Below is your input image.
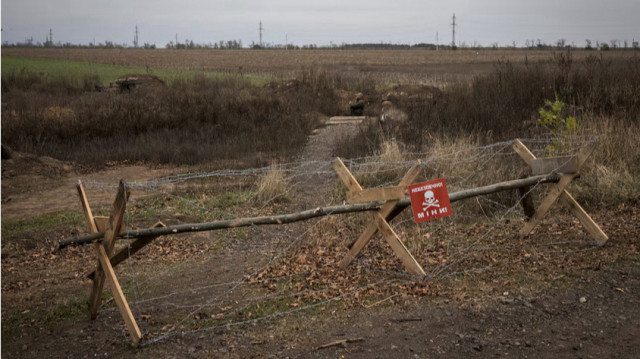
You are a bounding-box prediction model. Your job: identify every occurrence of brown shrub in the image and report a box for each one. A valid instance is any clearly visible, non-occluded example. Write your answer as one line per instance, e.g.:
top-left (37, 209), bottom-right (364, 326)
top-left (1, 73), bottom-right (325, 166)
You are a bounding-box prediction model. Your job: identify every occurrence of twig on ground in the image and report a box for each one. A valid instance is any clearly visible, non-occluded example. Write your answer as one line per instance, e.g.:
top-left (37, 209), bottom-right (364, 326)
top-left (317, 337), bottom-right (365, 350)
top-left (363, 294), bottom-right (399, 309)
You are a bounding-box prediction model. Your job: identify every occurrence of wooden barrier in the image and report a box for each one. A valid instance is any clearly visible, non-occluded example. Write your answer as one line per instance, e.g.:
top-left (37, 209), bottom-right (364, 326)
top-left (334, 158), bottom-right (425, 275)
top-left (513, 140), bottom-right (608, 245)
top-left (78, 180), bottom-right (165, 346)
top-left (60, 173), bottom-right (564, 249)
top-left (66, 140), bottom-right (608, 345)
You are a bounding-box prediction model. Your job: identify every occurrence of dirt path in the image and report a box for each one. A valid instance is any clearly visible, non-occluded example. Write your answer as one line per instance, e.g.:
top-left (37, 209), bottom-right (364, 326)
top-left (293, 122), bottom-right (359, 208)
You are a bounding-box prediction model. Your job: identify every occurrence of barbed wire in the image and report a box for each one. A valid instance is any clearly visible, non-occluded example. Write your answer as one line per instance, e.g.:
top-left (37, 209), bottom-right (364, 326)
top-left (77, 135), bottom-right (600, 345)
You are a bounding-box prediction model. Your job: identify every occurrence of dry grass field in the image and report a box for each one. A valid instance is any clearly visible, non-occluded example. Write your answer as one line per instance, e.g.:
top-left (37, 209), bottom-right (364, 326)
top-left (2, 48), bottom-right (639, 358)
top-left (6, 47), bottom-right (636, 83)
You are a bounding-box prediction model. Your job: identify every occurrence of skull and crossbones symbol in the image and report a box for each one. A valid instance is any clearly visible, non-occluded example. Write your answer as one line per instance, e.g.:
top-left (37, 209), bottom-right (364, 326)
top-left (422, 190), bottom-right (440, 211)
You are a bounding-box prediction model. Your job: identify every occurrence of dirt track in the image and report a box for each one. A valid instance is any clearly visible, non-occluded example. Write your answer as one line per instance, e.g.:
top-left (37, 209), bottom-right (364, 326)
top-left (1, 152), bottom-right (185, 221)
top-left (2, 123), bottom-right (640, 358)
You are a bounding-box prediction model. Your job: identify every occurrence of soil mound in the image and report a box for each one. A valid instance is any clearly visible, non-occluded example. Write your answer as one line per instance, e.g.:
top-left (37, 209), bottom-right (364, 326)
top-left (103, 74), bottom-right (166, 92)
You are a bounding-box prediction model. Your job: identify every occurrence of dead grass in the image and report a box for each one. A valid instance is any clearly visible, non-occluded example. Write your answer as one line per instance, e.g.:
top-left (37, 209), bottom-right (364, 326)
top-left (570, 116), bottom-right (640, 207)
top-left (1, 72), bottom-right (324, 166)
top-left (355, 139), bottom-right (408, 188)
top-left (254, 164), bottom-right (292, 204)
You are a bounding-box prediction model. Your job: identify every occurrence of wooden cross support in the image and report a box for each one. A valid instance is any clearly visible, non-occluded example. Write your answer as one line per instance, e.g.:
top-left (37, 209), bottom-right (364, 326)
top-left (333, 158), bottom-right (426, 276)
top-left (77, 180), bottom-right (166, 346)
top-left (513, 139), bottom-right (608, 245)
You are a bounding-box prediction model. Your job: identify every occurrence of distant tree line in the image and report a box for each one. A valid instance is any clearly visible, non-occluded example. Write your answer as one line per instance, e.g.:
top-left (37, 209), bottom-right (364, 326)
top-left (2, 38), bottom-right (639, 51)
top-left (1, 39), bottom-right (144, 49)
top-left (165, 39), bottom-right (243, 49)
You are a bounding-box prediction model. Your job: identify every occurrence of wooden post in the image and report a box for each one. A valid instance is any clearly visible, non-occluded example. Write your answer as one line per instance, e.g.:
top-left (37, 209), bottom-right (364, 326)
top-left (77, 180), bottom-right (98, 233)
top-left (89, 180), bottom-right (130, 319)
top-left (95, 242), bottom-right (142, 345)
top-left (374, 214), bottom-right (425, 276)
top-left (513, 139), bottom-right (607, 244)
top-left (333, 157), bottom-right (363, 197)
top-left (518, 173), bottom-right (536, 218)
top-left (520, 173), bottom-right (577, 235)
top-left (333, 158), bottom-right (425, 275)
top-left (81, 180), bottom-right (142, 345)
top-left (559, 190), bottom-right (608, 244)
top-left (339, 165), bottom-right (422, 268)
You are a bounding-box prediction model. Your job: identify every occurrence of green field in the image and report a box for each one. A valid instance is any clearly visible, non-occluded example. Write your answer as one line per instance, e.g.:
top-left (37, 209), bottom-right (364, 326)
top-left (1, 56), bottom-right (269, 86)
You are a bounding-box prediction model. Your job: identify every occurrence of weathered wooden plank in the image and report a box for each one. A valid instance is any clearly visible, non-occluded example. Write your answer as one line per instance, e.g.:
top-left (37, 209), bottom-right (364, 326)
top-left (374, 213), bottom-right (426, 276)
top-left (94, 216), bottom-right (126, 234)
top-left (347, 186), bottom-right (407, 203)
top-left (95, 242), bottom-right (142, 345)
top-left (94, 216), bottom-right (109, 232)
top-left (338, 165), bottom-right (422, 268)
top-left (513, 139), bottom-right (535, 166)
top-left (333, 158), bottom-right (363, 196)
top-left (77, 180), bottom-right (98, 233)
top-left (520, 173), bottom-right (577, 235)
top-left (89, 180), bottom-right (129, 320)
top-left (559, 190), bottom-right (608, 245)
top-left (531, 156), bottom-right (577, 175)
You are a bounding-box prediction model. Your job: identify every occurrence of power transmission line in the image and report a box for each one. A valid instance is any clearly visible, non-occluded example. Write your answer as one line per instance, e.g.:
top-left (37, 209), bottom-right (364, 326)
top-left (134, 25), bottom-right (139, 48)
top-left (451, 13), bottom-right (456, 48)
top-left (258, 20), bottom-right (264, 47)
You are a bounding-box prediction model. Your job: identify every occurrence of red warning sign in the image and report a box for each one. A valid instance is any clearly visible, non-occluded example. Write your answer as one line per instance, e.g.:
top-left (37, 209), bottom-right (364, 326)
top-left (408, 178), bottom-right (452, 223)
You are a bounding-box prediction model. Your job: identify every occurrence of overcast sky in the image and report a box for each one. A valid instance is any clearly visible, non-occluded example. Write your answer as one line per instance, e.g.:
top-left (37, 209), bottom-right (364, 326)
top-left (2, 0), bottom-right (639, 47)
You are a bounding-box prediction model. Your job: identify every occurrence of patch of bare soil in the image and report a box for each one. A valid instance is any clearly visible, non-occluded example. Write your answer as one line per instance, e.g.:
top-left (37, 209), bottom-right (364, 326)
top-left (2, 126), bottom-right (639, 358)
top-left (1, 151), bottom-right (185, 221)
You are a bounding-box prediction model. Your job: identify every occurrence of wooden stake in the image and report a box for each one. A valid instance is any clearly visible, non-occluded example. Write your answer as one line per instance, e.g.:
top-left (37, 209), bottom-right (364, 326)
top-left (518, 173), bottom-right (536, 218)
top-left (334, 158), bottom-right (424, 275)
top-left (339, 165), bottom-right (422, 268)
top-left (333, 157), bottom-right (363, 196)
top-left (95, 242), bottom-right (142, 345)
top-left (513, 139), bottom-right (607, 243)
top-left (77, 180), bottom-right (98, 233)
top-left (559, 190), bottom-right (608, 245)
top-left (374, 213), bottom-right (426, 276)
top-left (520, 173), bottom-right (577, 235)
top-left (89, 180), bottom-right (129, 319)
top-left (348, 186), bottom-right (407, 203)
top-left (513, 139), bottom-right (535, 166)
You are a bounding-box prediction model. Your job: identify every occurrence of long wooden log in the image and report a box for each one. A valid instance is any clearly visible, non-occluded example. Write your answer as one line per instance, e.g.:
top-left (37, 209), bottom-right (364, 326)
top-left (58, 173), bottom-right (562, 249)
